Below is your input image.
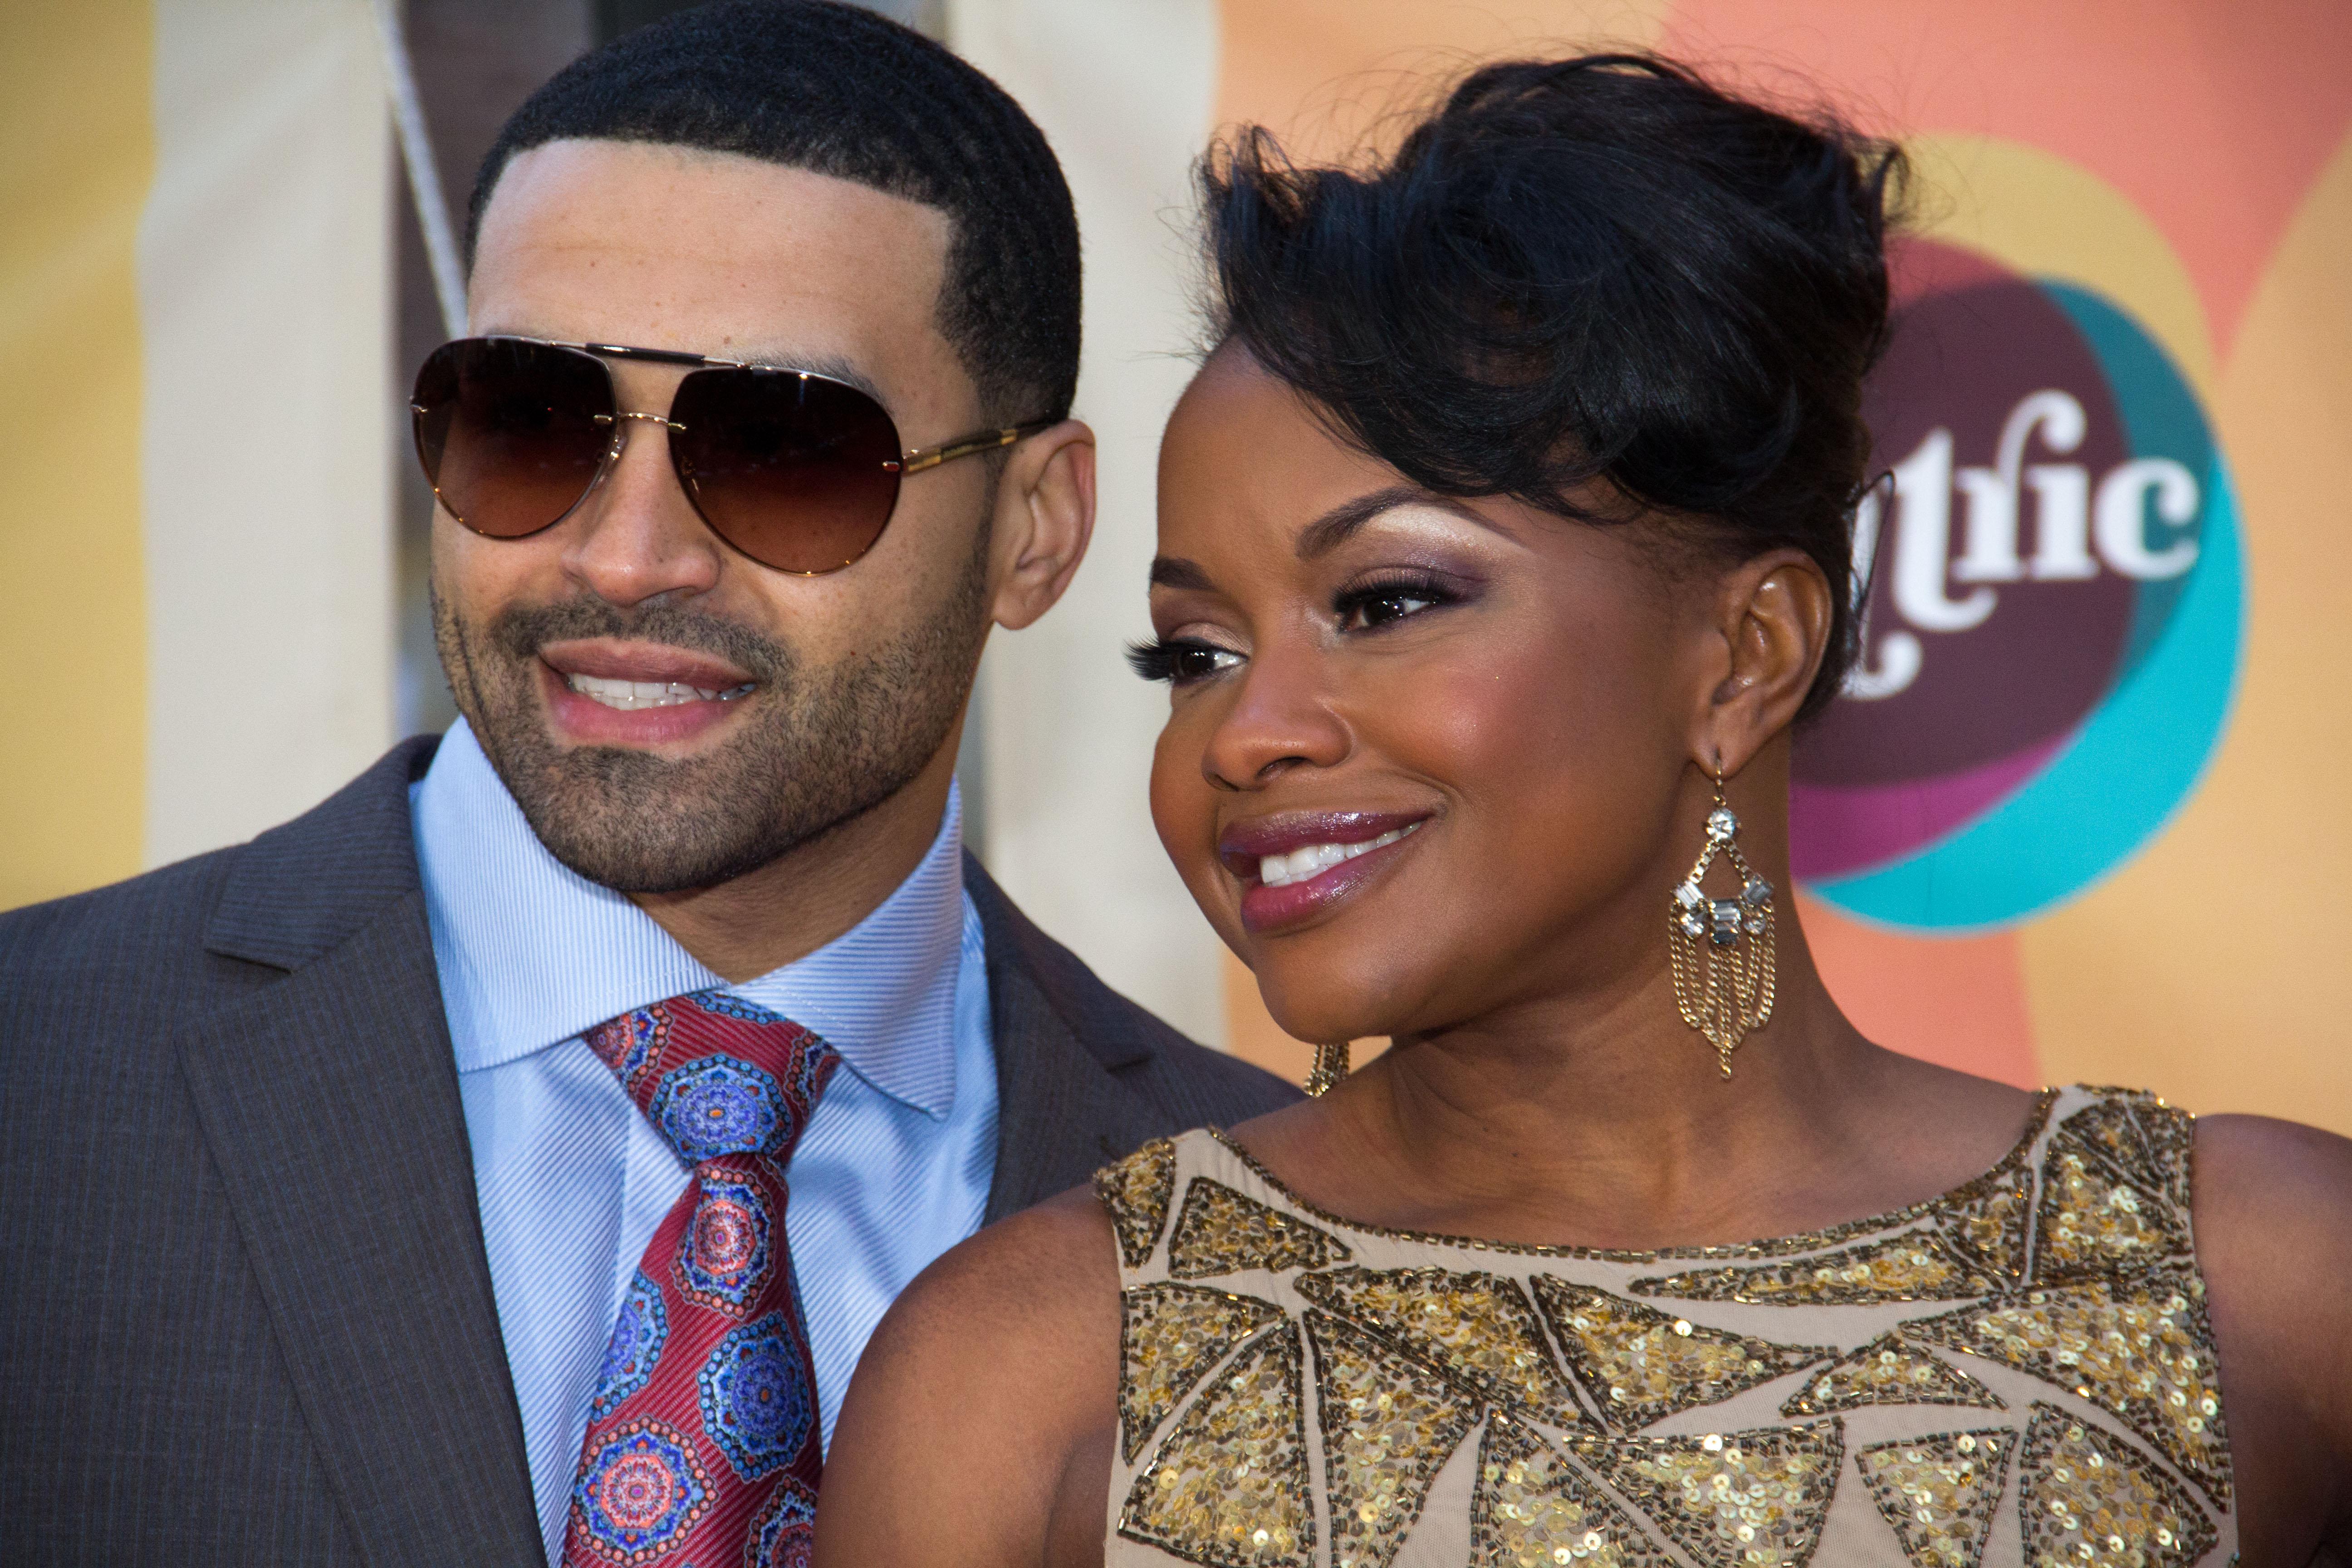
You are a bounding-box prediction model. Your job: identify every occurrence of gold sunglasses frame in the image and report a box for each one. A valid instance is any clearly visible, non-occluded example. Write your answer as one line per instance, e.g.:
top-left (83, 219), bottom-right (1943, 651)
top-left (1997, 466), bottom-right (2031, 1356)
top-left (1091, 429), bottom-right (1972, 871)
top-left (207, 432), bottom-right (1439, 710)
top-left (412, 333), bottom-right (1055, 574)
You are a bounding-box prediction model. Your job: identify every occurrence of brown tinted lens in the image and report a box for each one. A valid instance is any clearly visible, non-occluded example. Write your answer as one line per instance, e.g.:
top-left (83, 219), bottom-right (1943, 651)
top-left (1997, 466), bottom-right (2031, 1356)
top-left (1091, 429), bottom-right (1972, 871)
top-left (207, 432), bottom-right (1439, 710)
top-left (669, 368), bottom-right (902, 573)
top-left (412, 338), bottom-right (614, 538)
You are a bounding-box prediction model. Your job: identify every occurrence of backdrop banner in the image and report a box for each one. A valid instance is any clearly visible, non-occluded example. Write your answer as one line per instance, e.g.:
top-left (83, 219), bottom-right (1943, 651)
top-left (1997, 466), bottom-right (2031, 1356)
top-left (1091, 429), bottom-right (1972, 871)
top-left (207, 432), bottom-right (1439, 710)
top-left (0, 0), bottom-right (393, 911)
top-left (960, 0), bottom-right (2352, 1133)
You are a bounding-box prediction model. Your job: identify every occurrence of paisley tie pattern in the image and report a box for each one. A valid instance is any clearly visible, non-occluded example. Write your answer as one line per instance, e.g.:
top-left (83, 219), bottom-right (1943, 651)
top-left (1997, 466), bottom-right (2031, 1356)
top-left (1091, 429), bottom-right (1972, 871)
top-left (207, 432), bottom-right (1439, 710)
top-left (561, 990), bottom-right (838, 1568)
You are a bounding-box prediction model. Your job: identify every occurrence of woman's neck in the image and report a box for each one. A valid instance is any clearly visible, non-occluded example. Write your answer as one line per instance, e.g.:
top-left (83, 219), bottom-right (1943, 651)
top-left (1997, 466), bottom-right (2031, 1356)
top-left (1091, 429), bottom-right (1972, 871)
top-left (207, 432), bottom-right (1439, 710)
top-left (1239, 919), bottom-right (2039, 1253)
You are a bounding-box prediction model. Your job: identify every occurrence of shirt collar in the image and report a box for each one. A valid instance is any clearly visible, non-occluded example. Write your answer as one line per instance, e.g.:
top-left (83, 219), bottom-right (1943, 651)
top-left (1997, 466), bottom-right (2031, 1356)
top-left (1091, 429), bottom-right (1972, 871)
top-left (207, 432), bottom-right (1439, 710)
top-left (412, 719), bottom-right (967, 1117)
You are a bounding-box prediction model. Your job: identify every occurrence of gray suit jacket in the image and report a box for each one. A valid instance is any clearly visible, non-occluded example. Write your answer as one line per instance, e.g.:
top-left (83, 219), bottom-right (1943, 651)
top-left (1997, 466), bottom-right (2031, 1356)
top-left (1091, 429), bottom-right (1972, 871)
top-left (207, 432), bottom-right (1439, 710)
top-left (0, 736), bottom-right (1296, 1566)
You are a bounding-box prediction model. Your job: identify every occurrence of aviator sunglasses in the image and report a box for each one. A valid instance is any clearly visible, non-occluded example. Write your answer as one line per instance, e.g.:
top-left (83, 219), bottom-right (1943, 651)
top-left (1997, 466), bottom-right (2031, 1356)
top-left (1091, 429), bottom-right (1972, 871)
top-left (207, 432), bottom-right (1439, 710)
top-left (411, 335), bottom-right (1053, 575)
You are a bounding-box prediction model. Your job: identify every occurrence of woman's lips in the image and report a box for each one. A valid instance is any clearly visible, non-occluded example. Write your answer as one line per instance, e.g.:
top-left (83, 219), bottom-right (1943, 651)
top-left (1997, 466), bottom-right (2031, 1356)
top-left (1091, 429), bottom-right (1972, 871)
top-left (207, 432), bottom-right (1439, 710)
top-left (1224, 811), bottom-right (1431, 934)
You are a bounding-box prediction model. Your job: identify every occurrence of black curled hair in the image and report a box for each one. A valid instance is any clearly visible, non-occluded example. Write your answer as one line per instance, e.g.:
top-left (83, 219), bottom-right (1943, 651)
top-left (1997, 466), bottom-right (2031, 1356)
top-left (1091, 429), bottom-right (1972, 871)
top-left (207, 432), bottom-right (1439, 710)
top-left (1203, 54), bottom-right (1904, 719)
top-left (469, 0), bottom-right (1080, 425)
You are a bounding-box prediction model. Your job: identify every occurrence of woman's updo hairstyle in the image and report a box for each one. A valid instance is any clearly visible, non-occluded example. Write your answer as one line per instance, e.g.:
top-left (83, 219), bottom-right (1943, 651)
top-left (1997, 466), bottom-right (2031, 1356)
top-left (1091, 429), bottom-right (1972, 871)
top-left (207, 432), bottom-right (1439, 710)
top-left (1203, 54), bottom-right (1905, 719)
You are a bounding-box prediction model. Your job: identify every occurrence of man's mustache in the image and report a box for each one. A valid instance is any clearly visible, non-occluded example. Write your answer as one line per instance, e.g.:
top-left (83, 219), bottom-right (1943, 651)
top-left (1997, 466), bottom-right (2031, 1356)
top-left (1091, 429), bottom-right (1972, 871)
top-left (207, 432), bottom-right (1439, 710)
top-left (487, 597), bottom-right (794, 684)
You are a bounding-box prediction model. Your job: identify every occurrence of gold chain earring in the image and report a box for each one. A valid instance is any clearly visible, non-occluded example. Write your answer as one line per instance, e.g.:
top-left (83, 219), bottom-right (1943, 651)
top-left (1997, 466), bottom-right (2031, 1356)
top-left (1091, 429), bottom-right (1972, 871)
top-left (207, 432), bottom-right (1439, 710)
top-left (1668, 762), bottom-right (1777, 1077)
top-left (1304, 1041), bottom-right (1351, 1097)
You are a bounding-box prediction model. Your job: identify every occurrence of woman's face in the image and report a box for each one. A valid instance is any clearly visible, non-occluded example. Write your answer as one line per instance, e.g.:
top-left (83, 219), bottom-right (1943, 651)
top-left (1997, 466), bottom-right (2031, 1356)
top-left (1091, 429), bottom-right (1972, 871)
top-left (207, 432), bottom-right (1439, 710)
top-left (1147, 348), bottom-right (1725, 1045)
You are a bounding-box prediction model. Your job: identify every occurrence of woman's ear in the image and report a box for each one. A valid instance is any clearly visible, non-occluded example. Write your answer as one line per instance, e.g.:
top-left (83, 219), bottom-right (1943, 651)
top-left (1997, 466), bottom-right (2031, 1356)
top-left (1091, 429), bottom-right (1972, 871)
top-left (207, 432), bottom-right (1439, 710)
top-left (1695, 549), bottom-right (1835, 776)
top-left (987, 419), bottom-right (1097, 632)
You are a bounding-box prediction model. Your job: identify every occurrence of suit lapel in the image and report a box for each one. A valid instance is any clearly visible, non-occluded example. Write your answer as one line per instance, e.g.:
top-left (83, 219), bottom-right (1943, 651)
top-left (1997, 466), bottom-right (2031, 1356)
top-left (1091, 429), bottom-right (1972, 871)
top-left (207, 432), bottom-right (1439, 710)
top-left (181, 744), bottom-right (543, 1565)
top-left (980, 949), bottom-right (1165, 1221)
top-left (966, 856), bottom-right (1165, 1221)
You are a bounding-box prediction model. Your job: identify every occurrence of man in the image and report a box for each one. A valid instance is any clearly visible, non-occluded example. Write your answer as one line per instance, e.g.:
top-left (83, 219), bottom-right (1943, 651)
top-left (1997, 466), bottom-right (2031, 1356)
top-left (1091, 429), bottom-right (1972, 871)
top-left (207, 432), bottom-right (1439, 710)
top-left (0, 5), bottom-right (1294, 1563)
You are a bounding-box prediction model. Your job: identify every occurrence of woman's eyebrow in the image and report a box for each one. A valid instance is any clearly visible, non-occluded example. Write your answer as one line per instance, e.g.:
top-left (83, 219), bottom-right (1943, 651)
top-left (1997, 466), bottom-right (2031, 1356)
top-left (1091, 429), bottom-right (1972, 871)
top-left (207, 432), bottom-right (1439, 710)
top-left (1294, 485), bottom-right (1497, 559)
top-left (1147, 556), bottom-right (1217, 591)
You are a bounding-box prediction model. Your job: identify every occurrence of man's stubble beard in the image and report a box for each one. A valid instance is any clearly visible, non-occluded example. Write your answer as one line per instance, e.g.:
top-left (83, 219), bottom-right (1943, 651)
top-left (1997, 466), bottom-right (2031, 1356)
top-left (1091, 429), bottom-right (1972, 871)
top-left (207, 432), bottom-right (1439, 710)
top-left (432, 523), bottom-right (992, 896)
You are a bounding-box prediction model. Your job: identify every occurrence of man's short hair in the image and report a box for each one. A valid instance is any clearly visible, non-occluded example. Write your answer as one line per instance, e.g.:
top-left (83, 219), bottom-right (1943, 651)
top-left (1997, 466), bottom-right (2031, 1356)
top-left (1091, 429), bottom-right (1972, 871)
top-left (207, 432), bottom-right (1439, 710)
top-left (468, 0), bottom-right (1081, 425)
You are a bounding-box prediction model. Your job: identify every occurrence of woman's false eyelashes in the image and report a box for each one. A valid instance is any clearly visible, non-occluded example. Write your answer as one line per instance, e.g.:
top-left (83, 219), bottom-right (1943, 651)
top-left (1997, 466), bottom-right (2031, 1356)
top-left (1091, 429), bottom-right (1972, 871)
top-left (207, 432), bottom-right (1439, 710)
top-left (1127, 637), bottom-right (1242, 684)
top-left (1130, 567), bottom-right (1478, 685)
top-left (1332, 568), bottom-right (1467, 631)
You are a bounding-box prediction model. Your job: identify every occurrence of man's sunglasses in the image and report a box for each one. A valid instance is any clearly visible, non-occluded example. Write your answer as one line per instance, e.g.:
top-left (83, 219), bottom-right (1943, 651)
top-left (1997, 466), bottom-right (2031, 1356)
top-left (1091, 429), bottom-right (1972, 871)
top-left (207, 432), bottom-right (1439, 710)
top-left (410, 335), bottom-right (1053, 575)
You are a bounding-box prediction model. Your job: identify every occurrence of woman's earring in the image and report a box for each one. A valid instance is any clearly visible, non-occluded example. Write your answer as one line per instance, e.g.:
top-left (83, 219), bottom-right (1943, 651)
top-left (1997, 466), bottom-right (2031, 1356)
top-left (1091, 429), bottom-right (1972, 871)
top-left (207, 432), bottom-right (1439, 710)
top-left (1668, 763), bottom-right (1777, 1077)
top-left (1305, 1041), bottom-right (1352, 1097)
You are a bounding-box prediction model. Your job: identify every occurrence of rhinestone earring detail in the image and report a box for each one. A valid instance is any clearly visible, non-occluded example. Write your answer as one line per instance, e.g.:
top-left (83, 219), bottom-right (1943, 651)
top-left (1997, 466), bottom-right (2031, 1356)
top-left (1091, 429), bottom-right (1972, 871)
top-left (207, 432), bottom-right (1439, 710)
top-left (1304, 1041), bottom-right (1351, 1098)
top-left (1668, 763), bottom-right (1777, 1077)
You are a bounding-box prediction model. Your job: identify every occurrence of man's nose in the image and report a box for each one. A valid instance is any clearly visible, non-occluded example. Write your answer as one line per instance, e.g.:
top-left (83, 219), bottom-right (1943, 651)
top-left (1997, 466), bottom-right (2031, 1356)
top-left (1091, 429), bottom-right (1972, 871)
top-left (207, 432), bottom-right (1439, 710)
top-left (559, 407), bottom-right (726, 608)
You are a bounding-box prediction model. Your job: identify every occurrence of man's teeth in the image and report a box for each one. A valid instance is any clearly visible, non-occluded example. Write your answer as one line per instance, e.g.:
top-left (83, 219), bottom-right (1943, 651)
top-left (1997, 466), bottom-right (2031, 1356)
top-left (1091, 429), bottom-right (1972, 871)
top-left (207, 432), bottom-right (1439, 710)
top-left (1257, 823), bottom-right (1420, 888)
top-left (565, 672), bottom-right (753, 710)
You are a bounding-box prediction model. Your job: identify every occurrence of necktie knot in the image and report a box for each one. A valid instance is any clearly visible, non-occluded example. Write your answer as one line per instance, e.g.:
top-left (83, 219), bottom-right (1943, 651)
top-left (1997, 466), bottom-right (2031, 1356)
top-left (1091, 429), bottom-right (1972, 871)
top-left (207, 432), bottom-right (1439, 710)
top-left (586, 989), bottom-right (838, 1166)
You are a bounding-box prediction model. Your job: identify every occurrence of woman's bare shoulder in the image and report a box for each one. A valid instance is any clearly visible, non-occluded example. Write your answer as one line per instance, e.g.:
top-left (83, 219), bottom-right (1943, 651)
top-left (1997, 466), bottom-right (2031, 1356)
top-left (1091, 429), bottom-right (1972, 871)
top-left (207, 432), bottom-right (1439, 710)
top-left (815, 1186), bottom-right (1122, 1568)
top-left (2191, 1112), bottom-right (2352, 1556)
top-left (865, 1185), bottom-right (1121, 1356)
top-left (2194, 1110), bottom-right (2352, 1274)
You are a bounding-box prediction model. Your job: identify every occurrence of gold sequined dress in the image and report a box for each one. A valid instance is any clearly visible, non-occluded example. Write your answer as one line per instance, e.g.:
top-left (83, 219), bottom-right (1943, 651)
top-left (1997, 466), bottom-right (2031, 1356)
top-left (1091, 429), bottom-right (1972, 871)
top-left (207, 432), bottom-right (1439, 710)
top-left (1093, 1086), bottom-right (2236, 1568)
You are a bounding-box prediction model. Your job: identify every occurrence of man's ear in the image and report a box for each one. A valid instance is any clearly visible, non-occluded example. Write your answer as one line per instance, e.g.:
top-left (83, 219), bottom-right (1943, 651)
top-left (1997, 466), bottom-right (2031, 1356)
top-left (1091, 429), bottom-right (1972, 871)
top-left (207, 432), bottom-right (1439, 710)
top-left (1691, 549), bottom-right (1835, 776)
top-left (986, 419), bottom-right (1096, 631)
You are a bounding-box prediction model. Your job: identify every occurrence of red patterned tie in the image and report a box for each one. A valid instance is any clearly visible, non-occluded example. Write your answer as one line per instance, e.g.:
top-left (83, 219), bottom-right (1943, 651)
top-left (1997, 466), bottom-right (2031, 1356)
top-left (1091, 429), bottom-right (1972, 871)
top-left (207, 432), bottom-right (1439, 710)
top-left (561, 990), bottom-right (839, 1568)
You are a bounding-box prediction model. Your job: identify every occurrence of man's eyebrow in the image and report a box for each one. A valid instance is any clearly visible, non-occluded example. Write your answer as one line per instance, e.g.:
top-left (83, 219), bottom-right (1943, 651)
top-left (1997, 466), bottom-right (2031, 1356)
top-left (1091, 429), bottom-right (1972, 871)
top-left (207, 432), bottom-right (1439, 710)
top-left (1148, 556), bottom-right (1216, 591)
top-left (738, 352), bottom-right (881, 402)
top-left (1294, 485), bottom-right (1499, 558)
top-left (610, 340), bottom-right (884, 399)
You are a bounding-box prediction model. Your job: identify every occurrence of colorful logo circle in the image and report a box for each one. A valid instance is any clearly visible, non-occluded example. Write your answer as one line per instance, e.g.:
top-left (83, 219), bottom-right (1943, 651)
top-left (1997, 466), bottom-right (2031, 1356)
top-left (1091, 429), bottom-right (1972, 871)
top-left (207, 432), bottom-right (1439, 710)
top-left (1792, 239), bottom-right (2243, 931)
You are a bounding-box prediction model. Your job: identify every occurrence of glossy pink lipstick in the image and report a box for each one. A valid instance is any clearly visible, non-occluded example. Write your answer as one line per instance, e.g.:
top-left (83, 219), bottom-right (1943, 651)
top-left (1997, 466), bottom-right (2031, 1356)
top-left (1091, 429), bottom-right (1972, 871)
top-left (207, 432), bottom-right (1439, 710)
top-left (1220, 810), bottom-right (1430, 934)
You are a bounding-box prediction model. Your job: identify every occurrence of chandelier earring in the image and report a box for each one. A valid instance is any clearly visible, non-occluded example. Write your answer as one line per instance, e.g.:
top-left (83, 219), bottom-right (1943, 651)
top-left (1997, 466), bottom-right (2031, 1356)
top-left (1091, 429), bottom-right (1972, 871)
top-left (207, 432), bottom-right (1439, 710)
top-left (1667, 759), bottom-right (1778, 1077)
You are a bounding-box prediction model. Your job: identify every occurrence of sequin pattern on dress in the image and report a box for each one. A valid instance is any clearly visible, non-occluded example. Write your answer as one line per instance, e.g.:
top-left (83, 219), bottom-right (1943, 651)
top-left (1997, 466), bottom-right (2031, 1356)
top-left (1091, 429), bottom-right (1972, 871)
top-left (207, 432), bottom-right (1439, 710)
top-left (1120, 1321), bottom-right (1316, 1568)
top-left (1098, 1089), bottom-right (2236, 1568)
top-left (1297, 1266), bottom-right (1589, 1429)
top-left (2069, 1091), bottom-right (2195, 1214)
top-left (1939, 1168), bottom-right (2036, 1282)
top-left (1303, 1312), bottom-right (1480, 1568)
top-left (1100, 1140), bottom-right (1181, 1269)
top-left (2017, 1403), bottom-right (2216, 1568)
top-left (1119, 1283), bottom-right (1285, 1464)
top-left (2032, 1120), bottom-right (2194, 1284)
top-left (1470, 1418), bottom-right (1674, 1568)
top-left (1633, 1227), bottom-right (1999, 1306)
top-left (1906, 1272), bottom-right (2231, 1504)
top-left (1167, 1178), bottom-right (1354, 1281)
top-left (1853, 1428), bottom-right (2016, 1568)
top-left (1531, 1278), bottom-right (1831, 1431)
top-left (1777, 1333), bottom-right (2004, 1419)
top-left (1568, 1424), bottom-right (1843, 1568)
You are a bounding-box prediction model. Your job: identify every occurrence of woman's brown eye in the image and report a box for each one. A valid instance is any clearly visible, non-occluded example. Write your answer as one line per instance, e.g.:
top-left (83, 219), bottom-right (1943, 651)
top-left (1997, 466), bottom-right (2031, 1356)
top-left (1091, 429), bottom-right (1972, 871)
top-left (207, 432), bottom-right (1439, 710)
top-left (1176, 644), bottom-right (1243, 679)
top-left (1343, 592), bottom-right (1438, 630)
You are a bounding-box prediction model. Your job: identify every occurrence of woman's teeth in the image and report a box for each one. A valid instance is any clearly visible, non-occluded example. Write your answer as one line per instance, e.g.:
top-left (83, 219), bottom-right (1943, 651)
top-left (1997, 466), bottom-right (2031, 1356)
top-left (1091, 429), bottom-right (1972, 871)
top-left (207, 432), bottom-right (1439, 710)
top-left (1257, 823), bottom-right (1420, 887)
top-left (566, 672), bottom-right (754, 710)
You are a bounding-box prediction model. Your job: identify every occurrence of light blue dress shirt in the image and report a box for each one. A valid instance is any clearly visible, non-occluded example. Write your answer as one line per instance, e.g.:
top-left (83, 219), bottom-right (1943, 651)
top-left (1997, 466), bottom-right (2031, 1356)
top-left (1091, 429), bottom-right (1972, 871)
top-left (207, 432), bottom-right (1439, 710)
top-left (411, 720), bottom-right (997, 1564)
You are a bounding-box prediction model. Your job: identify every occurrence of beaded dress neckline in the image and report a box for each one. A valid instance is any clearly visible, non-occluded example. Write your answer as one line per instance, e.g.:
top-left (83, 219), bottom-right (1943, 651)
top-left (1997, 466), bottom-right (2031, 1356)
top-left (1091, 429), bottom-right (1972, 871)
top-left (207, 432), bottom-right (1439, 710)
top-left (1194, 1089), bottom-right (2062, 1266)
top-left (1093, 1084), bottom-right (2236, 1568)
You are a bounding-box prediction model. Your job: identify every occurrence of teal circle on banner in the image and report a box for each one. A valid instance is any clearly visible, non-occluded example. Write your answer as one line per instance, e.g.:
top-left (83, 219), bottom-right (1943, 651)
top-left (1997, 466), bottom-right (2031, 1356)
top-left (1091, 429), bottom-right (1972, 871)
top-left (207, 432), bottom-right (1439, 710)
top-left (1794, 267), bottom-right (2244, 933)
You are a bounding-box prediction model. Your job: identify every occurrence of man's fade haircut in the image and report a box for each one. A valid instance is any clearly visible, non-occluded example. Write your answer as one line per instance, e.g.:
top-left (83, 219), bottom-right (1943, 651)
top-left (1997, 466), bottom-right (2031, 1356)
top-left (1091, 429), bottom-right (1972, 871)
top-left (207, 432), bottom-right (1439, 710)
top-left (467, 0), bottom-right (1081, 426)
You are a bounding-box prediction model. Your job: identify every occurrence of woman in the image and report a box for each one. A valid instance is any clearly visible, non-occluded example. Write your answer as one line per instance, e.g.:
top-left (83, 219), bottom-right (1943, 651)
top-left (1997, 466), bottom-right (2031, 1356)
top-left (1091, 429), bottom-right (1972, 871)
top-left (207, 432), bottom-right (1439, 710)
top-left (816, 56), bottom-right (2352, 1567)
